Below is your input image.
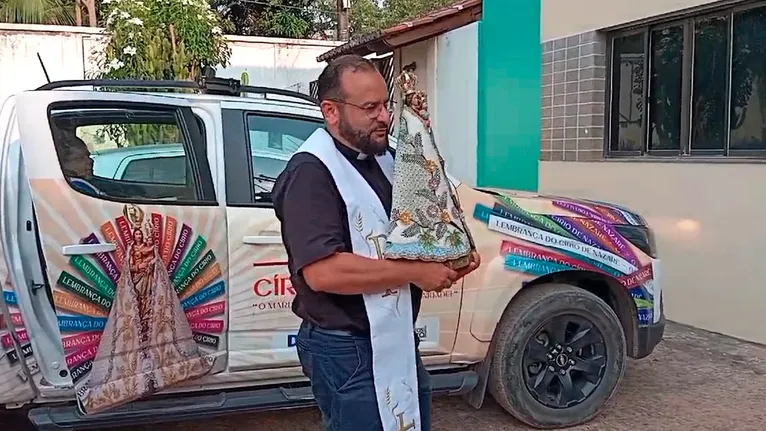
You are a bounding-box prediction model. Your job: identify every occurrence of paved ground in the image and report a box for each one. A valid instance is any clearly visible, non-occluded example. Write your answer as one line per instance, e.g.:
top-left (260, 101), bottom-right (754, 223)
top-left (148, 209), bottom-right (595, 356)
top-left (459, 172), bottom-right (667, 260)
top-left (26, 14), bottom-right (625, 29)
top-left (3, 322), bottom-right (766, 431)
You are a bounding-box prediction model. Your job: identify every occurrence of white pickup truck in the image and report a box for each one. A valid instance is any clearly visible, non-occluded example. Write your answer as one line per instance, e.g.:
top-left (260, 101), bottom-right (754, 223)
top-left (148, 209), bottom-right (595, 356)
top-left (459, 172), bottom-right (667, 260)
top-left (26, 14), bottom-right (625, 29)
top-left (0, 77), bottom-right (664, 430)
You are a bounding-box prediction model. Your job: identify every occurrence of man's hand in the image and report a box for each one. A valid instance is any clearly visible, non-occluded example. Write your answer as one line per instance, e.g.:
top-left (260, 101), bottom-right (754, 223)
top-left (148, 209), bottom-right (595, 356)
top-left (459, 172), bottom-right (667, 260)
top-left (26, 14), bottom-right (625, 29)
top-left (406, 251), bottom-right (482, 292)
top-left (408, 261), bottom-right (459, 292)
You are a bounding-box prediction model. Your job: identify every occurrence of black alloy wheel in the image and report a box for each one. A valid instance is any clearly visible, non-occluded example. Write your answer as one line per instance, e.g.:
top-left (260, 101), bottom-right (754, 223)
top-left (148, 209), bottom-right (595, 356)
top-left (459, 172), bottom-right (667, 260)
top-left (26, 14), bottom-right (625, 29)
top-left (522, 315), bottom-right (607, 409)
top-left (488, 283), bottom-right (626, 429)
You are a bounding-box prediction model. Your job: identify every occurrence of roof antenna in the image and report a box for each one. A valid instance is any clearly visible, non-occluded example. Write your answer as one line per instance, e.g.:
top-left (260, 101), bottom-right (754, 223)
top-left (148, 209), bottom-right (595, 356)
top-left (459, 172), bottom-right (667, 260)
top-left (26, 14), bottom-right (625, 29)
top-left (37, 53), bottom-right (51, 84)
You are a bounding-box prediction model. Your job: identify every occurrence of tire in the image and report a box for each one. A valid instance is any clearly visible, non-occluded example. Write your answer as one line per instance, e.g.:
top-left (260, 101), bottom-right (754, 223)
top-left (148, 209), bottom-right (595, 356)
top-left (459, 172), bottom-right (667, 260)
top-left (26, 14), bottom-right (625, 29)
top-left (487, 283), bottom-right (626, 429)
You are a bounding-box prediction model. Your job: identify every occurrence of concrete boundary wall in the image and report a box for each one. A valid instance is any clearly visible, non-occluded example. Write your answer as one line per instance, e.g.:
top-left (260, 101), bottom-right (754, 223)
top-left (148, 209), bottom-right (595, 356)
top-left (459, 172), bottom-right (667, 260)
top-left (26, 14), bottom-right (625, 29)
top-left (0, 23), bottom-right (342, 103)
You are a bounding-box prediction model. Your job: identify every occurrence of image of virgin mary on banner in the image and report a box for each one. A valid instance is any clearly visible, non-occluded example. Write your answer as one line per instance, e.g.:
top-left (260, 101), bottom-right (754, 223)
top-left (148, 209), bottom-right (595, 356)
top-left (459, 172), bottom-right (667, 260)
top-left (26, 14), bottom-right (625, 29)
top-left (80, 204), bottom-right (213, 414)
top-left (385, 63), bottom-right (475, 269)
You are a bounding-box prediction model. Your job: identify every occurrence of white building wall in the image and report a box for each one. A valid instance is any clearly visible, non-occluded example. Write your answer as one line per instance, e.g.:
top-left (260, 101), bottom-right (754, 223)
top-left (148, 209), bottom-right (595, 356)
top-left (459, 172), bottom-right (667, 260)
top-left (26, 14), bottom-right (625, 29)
top-left (395, 22), bottom-right (479, 186)
top-left (220, 35), bottom-right (340, 95)
top-left (540, 161), bottom-right (766, 344)
top-left (0, 23), bottom-right (341, 104)
top-left (435, 23), bottom-right (478, 187)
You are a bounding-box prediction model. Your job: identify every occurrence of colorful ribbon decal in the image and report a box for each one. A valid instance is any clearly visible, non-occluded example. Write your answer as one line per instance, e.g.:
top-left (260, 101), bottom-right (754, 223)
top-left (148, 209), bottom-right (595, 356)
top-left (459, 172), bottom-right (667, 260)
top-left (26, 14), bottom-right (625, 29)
top-left (0, 312), bottom-right (23, 329)
top-left (478, 203), bottom-right (655, 316)
top-left (180, 263), bottom-right (222, 300)
top-left (496, 195), bottom-right (575, 239)
top-left (581, 197), bottom-right (643, 223)
top-left (185, 300), bottom-right (226, 321)
top-left (486, 211), bottom-right (637, 275)
top-left (66, 344), bottom-right (99, 369)
top-left (631, 290), bottom-right (653, 310)
top-left (151, 213), bottom-right (164, 254)
top-left (70, 360), bottom-right (92, 384)
top-left (58, 316), bottom-right (108, 333)
top-left (549, 215), bottom-right (610, 251)
top-left (189, 319), bottom-right (224, 334)
top-left (638, 308), bottom-right (653, 325)
top-left (69, 254), bottom-right (116, 299)
top-left (100, 221), bottom-right (125, 270)
top-left (81, 233), bottom-right (121, 285)
top-left (181, 280), bottom-right (225, 311)
top-left (161, 216), bottom-right (178, 267)
top-left (3, 290), bottom-right (16, 306)
top-left (193, 332), bottom-right (220, 349)
top-left (501, 240), bottom-right (604, 273)
top-left (61, 332), bottom-right (102, 352)
top-left (579, 218), bottom-right (640, 266)
top-left (492, 203), bottom-right (549, 233)
top-left (552, 200), bottom-right (610, 224)
top-left (504, 254), bottom-right (571, 276)
top-left (1, 329), bottom-right (28, 349)
top-left (173, 236), bottom-right (207, 286)
top-left (175, 250), bottom-right (216, 294)
top-left (115, 215), bottom-right (133, 249)
top-left (56, 271), bottom-right (112, 311)
top-left (6, 343), bottom-right (33, 365)
top-left (168, 223), bottom-right (193, 277)
top-left (53, 290), bottom-right (109, 318)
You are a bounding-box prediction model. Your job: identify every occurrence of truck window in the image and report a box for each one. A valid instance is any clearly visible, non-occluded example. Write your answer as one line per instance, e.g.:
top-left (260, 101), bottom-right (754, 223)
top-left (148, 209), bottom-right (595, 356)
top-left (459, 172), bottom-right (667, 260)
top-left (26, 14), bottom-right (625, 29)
top-left (49, 105), bottom-right (214, 204)
top-left (246, 113), bottom-right (323, 195)
top-left (121, 155), bottom-right (187, 184)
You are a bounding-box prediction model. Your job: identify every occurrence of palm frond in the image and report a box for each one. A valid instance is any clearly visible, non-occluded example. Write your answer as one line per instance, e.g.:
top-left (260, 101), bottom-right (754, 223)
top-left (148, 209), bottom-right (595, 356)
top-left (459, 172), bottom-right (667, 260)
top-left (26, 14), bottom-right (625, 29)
top-left (0, 0), bottom-right (76, 26)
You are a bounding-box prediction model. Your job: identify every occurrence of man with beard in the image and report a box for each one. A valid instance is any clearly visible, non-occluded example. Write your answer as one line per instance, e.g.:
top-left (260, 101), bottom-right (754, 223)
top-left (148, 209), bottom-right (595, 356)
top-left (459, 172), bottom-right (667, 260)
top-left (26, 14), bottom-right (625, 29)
top-left (272, 54), bottom-right (479, 431)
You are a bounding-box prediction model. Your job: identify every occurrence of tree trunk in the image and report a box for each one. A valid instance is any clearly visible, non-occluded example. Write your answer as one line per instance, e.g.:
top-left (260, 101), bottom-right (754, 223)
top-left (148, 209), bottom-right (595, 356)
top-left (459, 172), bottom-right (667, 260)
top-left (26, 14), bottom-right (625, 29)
top-left (75, 0), bottom-right (82, 26)
top-left (83, 0), bottom-right (97, 27)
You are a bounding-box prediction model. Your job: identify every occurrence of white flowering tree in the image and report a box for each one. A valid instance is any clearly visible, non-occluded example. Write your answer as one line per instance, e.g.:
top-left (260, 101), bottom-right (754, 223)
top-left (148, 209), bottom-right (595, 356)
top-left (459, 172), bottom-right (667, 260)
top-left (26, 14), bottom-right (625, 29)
top-left (97, 0), bottom-right (231, 82)
top-left (91, 0), bottom-right (232, 147)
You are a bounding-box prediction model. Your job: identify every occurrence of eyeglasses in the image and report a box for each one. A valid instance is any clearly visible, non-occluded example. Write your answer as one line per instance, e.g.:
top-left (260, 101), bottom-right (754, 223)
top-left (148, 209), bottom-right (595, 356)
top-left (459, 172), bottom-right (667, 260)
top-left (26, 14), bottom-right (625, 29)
top-left (327, 98), bottom-right (390, 119)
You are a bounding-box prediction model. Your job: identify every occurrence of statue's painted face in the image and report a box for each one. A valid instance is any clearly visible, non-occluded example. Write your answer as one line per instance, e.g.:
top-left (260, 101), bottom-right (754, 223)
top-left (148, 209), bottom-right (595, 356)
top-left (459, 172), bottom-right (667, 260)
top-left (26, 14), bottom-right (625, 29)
top-left (133, 228), bottom-right (144, 244)
top-left (412, 94), bottom-right (423, 109)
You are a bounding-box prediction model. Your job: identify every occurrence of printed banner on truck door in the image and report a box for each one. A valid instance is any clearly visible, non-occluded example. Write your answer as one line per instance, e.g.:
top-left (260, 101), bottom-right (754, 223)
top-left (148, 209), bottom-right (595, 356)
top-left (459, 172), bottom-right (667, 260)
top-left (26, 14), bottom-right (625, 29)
top-left (31, 190), bottom-right (229, 415)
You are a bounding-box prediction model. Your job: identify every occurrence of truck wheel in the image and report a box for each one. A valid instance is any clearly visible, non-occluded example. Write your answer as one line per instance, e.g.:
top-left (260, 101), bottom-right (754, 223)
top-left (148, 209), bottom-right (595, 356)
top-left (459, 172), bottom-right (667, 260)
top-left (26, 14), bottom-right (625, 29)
top-left (488, 283), bottom-right (626, 429)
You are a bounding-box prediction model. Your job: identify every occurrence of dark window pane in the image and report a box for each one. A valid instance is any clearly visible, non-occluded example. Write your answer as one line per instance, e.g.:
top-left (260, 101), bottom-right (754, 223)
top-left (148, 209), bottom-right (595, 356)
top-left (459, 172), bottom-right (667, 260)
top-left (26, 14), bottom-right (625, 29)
top-left (246, 114), bottom-right (323, 194)
top-left (730, 7), bottom-right (766, 151)
top-left (609, 33), bottom-right (646, 152)
top-left (122, 156), bottom-right (187, 185)
top-left (648, 26), bottom-right (684, 151)
top-left (53, 107), bottom-right (205, 202)
top-left (691, 16), bottom-right (729, 151)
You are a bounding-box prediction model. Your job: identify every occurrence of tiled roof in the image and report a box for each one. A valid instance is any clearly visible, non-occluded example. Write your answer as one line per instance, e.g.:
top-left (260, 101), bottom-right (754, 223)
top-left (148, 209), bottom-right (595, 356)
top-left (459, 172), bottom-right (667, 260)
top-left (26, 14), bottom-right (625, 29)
top-left (316, 0), bottom-right (482, 62)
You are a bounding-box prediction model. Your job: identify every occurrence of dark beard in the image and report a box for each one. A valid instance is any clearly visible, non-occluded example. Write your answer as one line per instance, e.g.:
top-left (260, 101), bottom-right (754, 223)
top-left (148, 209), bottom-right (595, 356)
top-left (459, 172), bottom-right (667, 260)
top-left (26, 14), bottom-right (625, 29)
top-left (338, 117), bottom-right (388, 156)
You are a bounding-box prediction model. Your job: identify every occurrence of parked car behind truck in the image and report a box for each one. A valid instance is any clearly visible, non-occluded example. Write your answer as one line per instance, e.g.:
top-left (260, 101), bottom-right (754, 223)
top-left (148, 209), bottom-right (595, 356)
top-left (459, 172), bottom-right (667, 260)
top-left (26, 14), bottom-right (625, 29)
top-left (0, 78), bottom-right (664, 430)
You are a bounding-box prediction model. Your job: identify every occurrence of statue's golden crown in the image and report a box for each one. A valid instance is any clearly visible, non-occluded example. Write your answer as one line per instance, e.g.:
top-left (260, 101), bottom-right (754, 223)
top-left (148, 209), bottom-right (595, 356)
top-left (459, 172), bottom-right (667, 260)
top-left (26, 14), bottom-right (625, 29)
top-left (123, 204), bottom-right (145, 228)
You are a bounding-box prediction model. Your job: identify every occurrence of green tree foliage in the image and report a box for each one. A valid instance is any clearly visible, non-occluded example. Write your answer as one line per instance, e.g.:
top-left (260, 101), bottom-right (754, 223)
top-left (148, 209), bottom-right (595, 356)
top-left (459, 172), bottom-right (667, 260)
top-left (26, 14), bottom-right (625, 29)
top-left (210, 0), bottom-right (317, 38)
top-left (94, 0), bottom-right (232, 146)
top-left (379, 0), bottom-right (457, 29)
top-left (224, 0), bottom-right (462, 39)
top-left (0, 0), bottom-right (75, 25)
top-left (97, 0), bottom-right (231, 81)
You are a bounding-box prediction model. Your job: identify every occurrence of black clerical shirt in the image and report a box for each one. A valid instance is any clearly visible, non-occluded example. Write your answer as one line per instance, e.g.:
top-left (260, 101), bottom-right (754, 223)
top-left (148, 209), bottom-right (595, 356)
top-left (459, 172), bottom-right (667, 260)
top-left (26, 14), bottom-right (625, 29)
top-left (272, 132), bottom-right (422, 334)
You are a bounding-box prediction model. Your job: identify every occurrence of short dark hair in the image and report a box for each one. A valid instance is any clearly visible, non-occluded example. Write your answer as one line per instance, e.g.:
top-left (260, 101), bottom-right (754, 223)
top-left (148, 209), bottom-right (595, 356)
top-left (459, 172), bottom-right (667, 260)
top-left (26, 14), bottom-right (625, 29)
top-left (317, 54), bottom-right (378, 102)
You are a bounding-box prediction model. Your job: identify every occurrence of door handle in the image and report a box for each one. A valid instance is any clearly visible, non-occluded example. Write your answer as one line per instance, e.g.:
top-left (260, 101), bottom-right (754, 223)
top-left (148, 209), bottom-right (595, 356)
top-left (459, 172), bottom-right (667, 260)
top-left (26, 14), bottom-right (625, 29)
top-left (243, 235), bottom-right (282, 245)
top-left (62, 243), bottom-right (117, 256)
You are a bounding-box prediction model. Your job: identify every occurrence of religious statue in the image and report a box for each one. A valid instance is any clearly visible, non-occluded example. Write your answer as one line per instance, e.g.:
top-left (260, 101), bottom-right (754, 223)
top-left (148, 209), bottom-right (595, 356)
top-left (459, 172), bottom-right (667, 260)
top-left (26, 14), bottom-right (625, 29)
top-left (384, 63), bottom-right (475, 270)
top-left (81, 204), bottom-right (212, 414)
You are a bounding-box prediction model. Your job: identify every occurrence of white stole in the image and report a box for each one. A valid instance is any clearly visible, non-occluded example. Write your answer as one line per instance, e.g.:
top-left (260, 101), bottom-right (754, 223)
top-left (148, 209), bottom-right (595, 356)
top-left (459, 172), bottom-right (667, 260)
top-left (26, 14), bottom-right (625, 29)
top-left (297, 128), bottom-right (421, 431)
